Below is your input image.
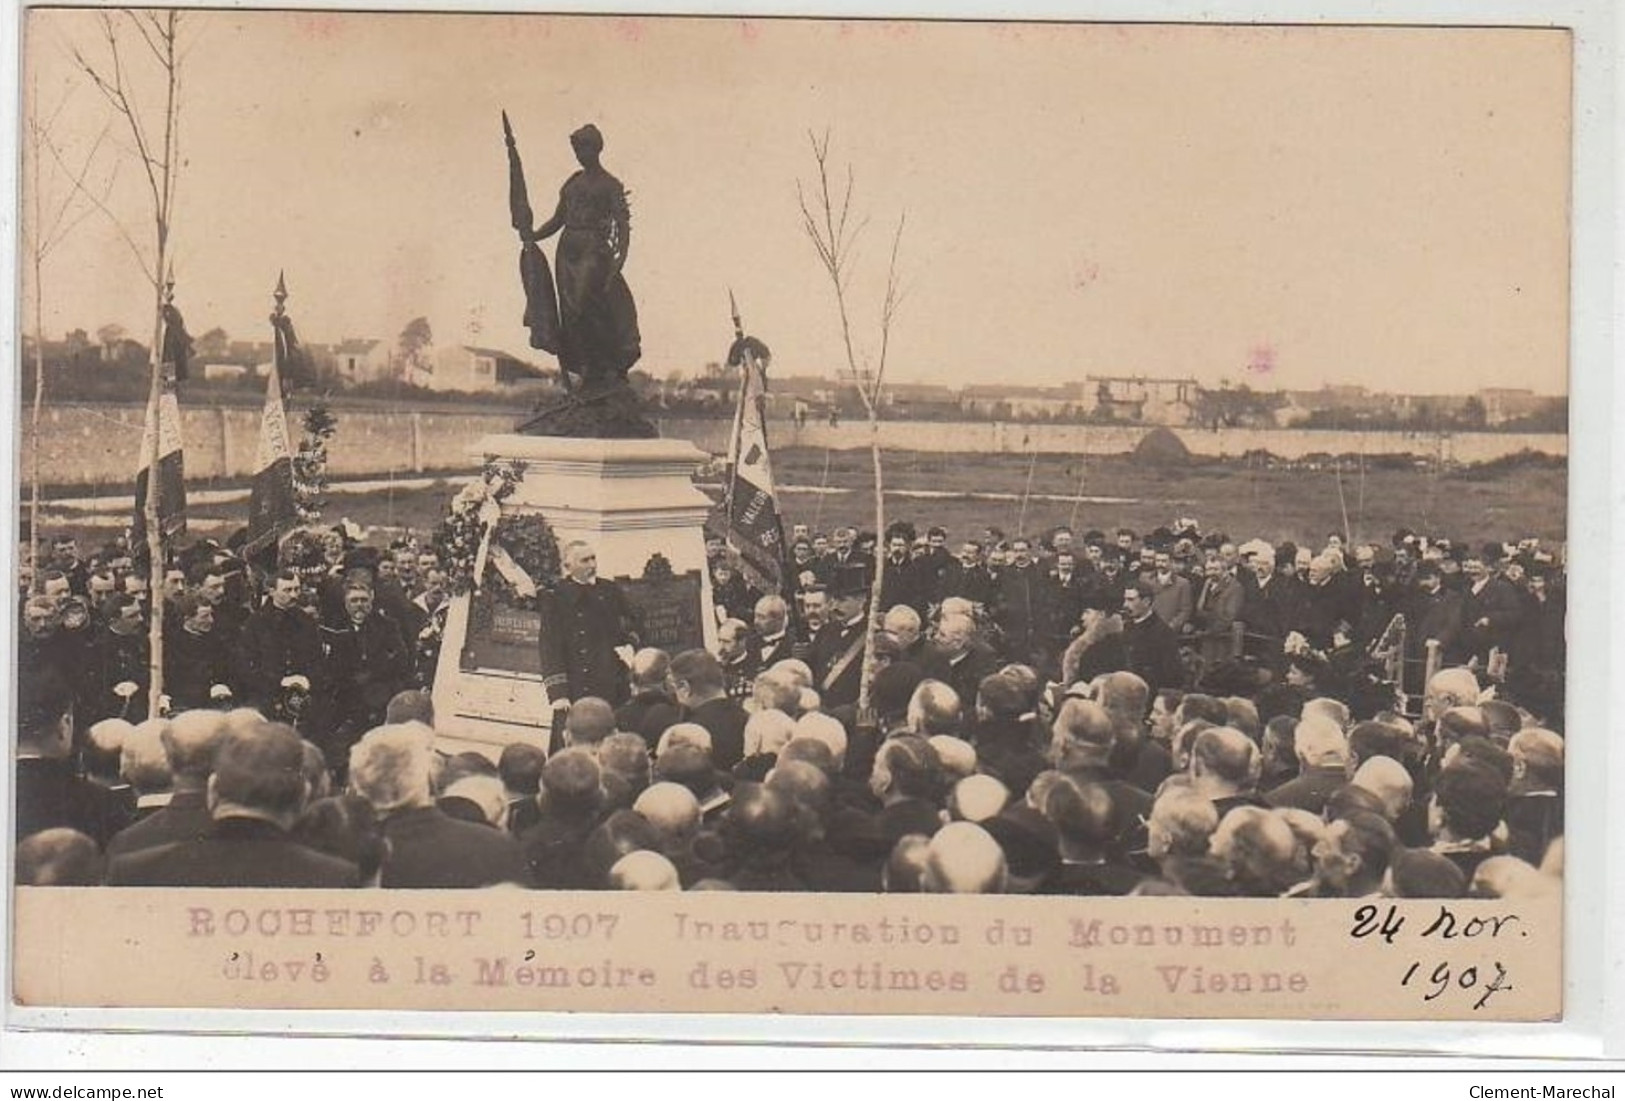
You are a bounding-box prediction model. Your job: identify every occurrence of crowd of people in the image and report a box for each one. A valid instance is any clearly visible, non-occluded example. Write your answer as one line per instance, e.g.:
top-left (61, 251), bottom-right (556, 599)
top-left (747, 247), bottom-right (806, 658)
top-left (13, 514), bottom-right (1566, 901)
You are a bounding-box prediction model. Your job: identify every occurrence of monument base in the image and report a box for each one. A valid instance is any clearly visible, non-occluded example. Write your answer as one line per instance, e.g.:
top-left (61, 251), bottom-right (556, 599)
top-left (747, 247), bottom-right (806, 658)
top-left (431, 433), bottom-right (717, 759)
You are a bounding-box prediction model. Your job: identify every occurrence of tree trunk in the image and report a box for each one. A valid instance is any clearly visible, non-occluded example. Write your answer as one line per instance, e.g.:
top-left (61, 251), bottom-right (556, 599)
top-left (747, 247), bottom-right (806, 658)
top-left (856, 408), bottom-right (885, 717)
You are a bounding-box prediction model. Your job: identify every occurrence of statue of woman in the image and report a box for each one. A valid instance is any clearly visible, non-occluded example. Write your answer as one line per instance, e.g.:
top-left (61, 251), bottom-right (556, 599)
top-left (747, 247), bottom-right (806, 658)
top-left (524, 124), bottom-right (641, 390)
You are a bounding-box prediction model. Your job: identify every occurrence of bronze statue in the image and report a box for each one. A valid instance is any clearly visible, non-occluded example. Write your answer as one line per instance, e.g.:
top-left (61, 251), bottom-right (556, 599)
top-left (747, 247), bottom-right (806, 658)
top-left (505, 116), bottom-right (654, 437)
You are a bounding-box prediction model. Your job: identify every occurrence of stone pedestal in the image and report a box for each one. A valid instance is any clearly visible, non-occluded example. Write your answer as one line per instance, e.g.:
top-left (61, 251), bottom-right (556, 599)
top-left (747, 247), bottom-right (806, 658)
top-left (431, 434), bottom-right (717, 759)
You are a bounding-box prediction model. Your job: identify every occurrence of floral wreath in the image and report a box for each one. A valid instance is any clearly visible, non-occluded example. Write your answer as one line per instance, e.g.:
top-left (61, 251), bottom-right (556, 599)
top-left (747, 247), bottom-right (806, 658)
top-left (433, 459), bottom-right (561, 609)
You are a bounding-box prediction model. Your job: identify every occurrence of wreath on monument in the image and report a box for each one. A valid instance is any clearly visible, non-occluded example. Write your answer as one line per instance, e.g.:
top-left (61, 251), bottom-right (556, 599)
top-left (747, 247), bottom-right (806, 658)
top-left (432, 459), bottom-right (561, 610)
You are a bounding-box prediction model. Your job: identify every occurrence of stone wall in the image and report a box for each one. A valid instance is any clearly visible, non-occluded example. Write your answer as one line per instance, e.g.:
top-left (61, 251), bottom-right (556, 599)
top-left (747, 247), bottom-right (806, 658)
top-left (21, 403), bottom-right (1566, 487)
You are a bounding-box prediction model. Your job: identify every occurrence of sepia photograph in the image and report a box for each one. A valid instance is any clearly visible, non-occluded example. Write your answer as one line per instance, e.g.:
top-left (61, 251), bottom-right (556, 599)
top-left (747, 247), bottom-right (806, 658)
top-left (7, 5), bottom-right (1583, 1024)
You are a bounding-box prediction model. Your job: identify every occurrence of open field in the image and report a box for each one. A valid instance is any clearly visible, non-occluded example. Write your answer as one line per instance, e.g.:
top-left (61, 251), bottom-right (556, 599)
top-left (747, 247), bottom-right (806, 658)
top-left (32, 448), bottom-right (1567, 552)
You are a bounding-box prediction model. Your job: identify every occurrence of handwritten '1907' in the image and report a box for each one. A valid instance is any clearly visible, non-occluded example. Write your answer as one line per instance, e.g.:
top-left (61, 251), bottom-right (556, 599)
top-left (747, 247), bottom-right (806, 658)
top-left (1349, 904), bottom-right (1521, 1011)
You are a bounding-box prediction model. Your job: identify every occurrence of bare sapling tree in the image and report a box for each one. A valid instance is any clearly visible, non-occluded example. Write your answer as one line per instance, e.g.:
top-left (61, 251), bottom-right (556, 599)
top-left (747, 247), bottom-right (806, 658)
top-left (68, 8), bottom-right (186, 719)
top-left (23, 69), bottom-right (113, 592)
top-left (797, 129), bottom-right (908, 717)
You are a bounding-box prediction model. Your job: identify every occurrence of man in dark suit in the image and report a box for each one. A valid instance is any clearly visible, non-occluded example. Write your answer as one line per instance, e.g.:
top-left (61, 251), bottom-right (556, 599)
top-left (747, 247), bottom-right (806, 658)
top-left (349, 723), bottom-right (530, 888)
top-left (163, 595), bottom-right (234, 713)
top-left (616, 648), bottom-right (682, 748)
top-left (1047, 697), bottom-right (1152, 859)
top-left (108, 722), bottom-right (360, 888)
top-left (315, 583), bottom-right (412, 776)
top-left (751, 594), bottom-right (797, 671)
top-left (1119, 583), bottom-right (1185, 700)
top-left (540, 540), bottom-right (637, 721)
top-left (670, 649), bottom-right (749, 771)
top-left (106, 709), bottom-right (225, 857)
top-left (924, 611), bottom-right (999, 709)
top-left (876, 527), bottom-right (928, 619)
top-left (1460, 550), bottom-right (1526, 665)
top-left (809, 590), bottom-right (870, 710)
top-left (236, 569), bottom-right (325, 711)
top-left (825, 527), bottom-right (875, 601)
top-left (1039, 550), bottom-right (1087, 676)
top-left (1404, 562), bottom-right (1466, 666)
top-left (941, 540), bottom-right (996, 609)
top-left (1265, 717), bottom-right (1352, 815)
top-left (992, 537), bottom-right (1043, 666)
top-left (1239, 547), bottom-right (1305, 665)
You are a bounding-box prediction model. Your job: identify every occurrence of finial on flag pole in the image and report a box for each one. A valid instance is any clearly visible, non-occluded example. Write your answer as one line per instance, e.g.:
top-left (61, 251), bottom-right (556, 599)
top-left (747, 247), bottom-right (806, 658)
top-left (273, 270), bottom-right (288, 317)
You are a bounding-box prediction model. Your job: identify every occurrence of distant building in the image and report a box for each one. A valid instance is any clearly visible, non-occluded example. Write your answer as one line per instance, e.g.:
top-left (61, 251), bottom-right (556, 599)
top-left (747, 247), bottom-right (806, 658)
top-left (421, 344), bottom-right (550, 392)
top-left (1084, 376), bottom-right (1200, 425)
top-left (332, 338), bottom-right (392, 385)
top-left (959, 383), bottom-right (1083, 419)
top-left (1477, 387), bottom-right (1556, 426)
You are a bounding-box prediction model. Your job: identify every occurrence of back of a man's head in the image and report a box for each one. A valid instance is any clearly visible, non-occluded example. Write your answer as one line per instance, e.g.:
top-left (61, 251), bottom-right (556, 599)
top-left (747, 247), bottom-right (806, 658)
top-left (1044, 778), bottom-right (1116, 855)
top-left (752, 669), bottom-right (803, 715)
top-left (976, 673), bottom-right (1027, 723)
top-left (670, 648), bottom-right (726, 699)
top-left (1471, 855), bottom-right (1554, 900)
top-left (15, 828), bottom-right (104, 886)
top-left (872, 735), bottom-right (943, 802)
top-left (656, 722), bottom-right (714, 760)
top-left (872, 661), bottom-right (926, 725)
top-left (541, 748), bottom-right (605, 817)
top-left (498, 742), bottom-right (549, 796)
top-left (609, 849), bottom-right (681, 891)
top-left (348, 724), bottom-right (435, 816)
top-left (1348, 720), bottom-right (1408, 767)
top-left (1388, 846), bottom-right (1468, 898)
top-left (766, 759), bottom-right (832, 817)
top-left (907, 679), bottom-right (962, 738)
top-left (928, 735), bottom-right (977, 781)
top-left (1331, 809), bottom-right (1396, 890)
top-left (121, 720), bottom-right (173, 792)
top-left (384, 689), bottom-right (435, 727)
top-left (654, 744), bottom-right (718, 801)
top-left (725, 783), bottom-right (799, 858)
top-left (1426, 667), bottom-right (1481, 713)
top-left (634, 781), bottom-right (702, 846)
top-left (1351, 755), bottom-right (1414, 820)
top-left (1190, 726), bottom-right (1259, 788)
top-left (883, 834), bottom-right (933, 892)
top-left (792, 711), bottom-right (849, 770)
top-left (1302, 696), bottom-right (1351, 731)
top-left (1096, 671), bottom-right (1151, 724)
top-left (1437, 706), bottom-right (1490, 747)
top-left (743, 708), bottom-right (796, 759)
top-left (778, 736), bottom-right (838, 777)
top-left (1211, 806), bottom-right (1300, 897)
top-left (1508, 728), bottom-right (1564, 790)
top-left (1223, 696), bottom-right (1261, 741)
top-left (1050, 698), bottom-right (1116, 765)
top-left (949, 774), bottom-right (1009, 823)
top-left (1147, 790), bottom-right (1219, 859)
top-left (441, 774), bottom-right (508, 828)
top-left (1294, 716), bottom-right (1351, 770)
top-left (565, 697), bottom-right (617, 749)
top-left (213, 722), bottom-right (310, 822)
top-left (1433, 759), bottom-right (1506, 842)
top-left (17, 667), bottom-right (73, 755)
top-left (1176, 693), bottom-right (1230, 728)
top-left (598, 732), bottom-right (653, 793)
top-left (162, 709), bottom-right (227, 783)
top-left (924, 821), bottom-right (1008, 894)
top-left (629, 647), bottom-right (671, 690)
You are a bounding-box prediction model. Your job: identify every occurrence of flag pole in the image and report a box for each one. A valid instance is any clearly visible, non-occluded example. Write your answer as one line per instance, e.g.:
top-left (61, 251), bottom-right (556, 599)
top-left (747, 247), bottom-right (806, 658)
top-left (143, 269), bottom-right (173, 720)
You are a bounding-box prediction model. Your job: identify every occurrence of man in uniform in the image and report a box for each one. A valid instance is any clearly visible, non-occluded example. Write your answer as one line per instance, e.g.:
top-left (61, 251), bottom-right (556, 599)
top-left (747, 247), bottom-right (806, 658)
top-left (235, 569), bottom-right (324, 712)
top-left (316, 583), bottom-right (412, 774)
top-left (540, 540), bottom-right (637, 724)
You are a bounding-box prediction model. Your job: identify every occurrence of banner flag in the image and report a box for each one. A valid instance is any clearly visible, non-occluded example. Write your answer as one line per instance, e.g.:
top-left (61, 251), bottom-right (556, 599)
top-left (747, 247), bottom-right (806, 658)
top-left (132, 380), bottom-right (186, 542)
top-left (719, 332), bottom-right (786, 594)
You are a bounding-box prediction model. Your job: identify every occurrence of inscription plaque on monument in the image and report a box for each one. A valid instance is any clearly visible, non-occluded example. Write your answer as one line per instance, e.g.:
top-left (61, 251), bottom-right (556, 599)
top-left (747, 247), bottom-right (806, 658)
top-left (459, 590), bottom-right (544, 676)
top-left (617, 569), bottom-right (705, 655)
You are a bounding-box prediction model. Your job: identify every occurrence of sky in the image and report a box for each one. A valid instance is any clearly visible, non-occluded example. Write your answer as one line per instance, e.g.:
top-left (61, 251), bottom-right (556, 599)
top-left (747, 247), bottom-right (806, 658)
top-left (19, 10), bottom-right (1572, 395)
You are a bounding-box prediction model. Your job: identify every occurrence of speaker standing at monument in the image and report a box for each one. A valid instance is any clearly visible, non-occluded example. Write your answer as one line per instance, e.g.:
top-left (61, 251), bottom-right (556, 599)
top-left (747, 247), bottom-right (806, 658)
top-left (540, 541), bottom-right (638, 723)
